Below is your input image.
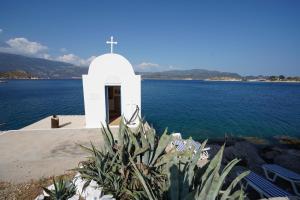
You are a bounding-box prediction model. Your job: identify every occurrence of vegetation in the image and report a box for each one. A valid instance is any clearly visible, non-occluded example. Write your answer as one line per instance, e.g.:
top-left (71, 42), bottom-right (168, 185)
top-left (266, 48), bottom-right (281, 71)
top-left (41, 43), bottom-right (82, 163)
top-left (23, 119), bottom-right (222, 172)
top-left (74, 118), bottom-right (249, 200)
top-left (42, 177), bottom-right (76, 200)
top-left (0, 70), bottom-right (33, 79)
top-left (138, 69), bottom-right (241, 80)
top-left (268, 75), bottom-right (300, 82)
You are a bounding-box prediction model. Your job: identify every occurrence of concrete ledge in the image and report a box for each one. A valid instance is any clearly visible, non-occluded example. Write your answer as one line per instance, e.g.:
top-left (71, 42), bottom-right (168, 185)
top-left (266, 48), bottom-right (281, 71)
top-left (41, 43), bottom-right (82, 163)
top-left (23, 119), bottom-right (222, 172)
top-left (21, 115), bottom-right (86, 130)
top-left (0, 127), bottom-right (118, 183)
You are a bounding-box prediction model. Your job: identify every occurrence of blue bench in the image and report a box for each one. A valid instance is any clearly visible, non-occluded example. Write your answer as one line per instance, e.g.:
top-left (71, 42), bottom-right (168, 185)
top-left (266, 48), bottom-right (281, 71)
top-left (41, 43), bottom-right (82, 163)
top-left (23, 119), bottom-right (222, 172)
top-left (241, 171), bottom-right (291, 198)
top-left (263, 164), bottom-right (300, 196)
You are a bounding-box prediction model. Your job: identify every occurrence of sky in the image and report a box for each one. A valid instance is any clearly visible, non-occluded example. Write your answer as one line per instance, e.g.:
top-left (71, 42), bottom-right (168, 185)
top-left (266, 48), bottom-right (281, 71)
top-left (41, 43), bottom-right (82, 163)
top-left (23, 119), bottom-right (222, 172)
top-left (0, 0), bottom-right (299, 76)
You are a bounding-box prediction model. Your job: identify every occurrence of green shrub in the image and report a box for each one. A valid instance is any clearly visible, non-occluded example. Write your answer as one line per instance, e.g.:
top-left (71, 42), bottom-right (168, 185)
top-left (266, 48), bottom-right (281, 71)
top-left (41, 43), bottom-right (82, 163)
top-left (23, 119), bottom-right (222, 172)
top-left (75, 117), bottom-right (248, 200)
top-left (43, 177), bottom-right (76, 200)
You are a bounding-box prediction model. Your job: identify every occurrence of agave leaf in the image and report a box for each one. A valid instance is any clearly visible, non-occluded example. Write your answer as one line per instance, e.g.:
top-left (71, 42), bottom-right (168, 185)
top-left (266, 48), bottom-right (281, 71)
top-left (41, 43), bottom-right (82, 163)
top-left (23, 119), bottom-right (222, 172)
top-left (221, 158), bottom-right (239, 175)
top-left (82, 179), bottom-right (91, 192)
top-left (129, 131), bottom-right (140, 151)
top-left (147, 129), bottom-right (156, 165)
top-left (238, 189), bottom-right (246, 200)
top-left (196, 167), bottom-right (215, 199)
top-left (184, 140), bottom-right (207, 190)
top-left (141, 131), bottom-right (150, 164)
top-left (183, 190), bottom-right (196, 200)
top-left (200, 145), bottom-right (224, 190)
top-left (220, 171), bottom-right (249, 200)
top-left (129, 156), bottom-right (157, 200)
top-left (206, 158), bottom-right (240, 199)
top-left (228, 188), bottom-right (246, 200)
top-left (155, 152), bottom-right (178, 168)
top-left (101, 123), bottom-right (114, 154)
top-left (123, 188), bottom-right (141, 200)
top-left (136, 117), bottom-right (145, 134)
top-left (150, 129), bottom-right (171, 166)
top-left (127, 133), bottom-right (133, 154)
top-left (53, 177), bottom-right (58, 195)
top-left (196, 145), bottom-right (225, 199)
top-left (43, 177), bottom-right (76, 200)
top-left (80, 173), bottom-right (98, 182)
top-left (118, 117), bottom-right (126, 147)
top-left (101, 123), bottom-right (112, 145)
top-left (133, 146), bottom-right (149, 159)
top-left (108, 150), bottom-right (119, 171)
top-left (77, 143), bottom-right (94, 154)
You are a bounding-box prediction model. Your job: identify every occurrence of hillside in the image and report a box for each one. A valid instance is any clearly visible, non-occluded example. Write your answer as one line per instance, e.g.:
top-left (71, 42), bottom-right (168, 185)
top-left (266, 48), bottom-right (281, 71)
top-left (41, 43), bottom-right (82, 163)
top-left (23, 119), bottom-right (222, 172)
top-left (0, 53), bottom-right (243, 80)
top-left (0, 52), bottom-right (87, 79)
top-left (0, 70), bottom-right (33, 79)
top-left (138, 69), bottom-right (242, 80)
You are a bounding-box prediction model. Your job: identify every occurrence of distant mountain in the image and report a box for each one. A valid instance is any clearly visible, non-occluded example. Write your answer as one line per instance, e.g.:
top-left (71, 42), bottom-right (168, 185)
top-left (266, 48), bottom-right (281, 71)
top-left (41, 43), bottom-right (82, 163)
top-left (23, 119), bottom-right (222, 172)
top-left (0, 52), bottom-right (87, 78)
top-left (137, 69), bottom-right (242, 80)
top-left (0, 52), bottom-right (242, 80)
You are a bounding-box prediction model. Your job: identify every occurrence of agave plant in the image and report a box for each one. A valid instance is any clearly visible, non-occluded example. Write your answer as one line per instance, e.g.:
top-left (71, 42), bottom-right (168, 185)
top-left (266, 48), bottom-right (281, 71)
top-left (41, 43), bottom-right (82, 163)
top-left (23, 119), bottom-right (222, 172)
top-left (76, 118), bottom-right (174, 199)
top-left (76, 117), bottom-right (248, 200)
top-left (43, 177), bottom-right (76, 200)
top-left (166, 144), bottom-right (250, 200)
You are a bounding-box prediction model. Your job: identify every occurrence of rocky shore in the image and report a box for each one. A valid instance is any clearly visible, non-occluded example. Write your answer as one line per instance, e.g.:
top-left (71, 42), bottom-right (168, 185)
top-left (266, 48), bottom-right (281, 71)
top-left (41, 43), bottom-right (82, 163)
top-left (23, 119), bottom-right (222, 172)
top-left (205, 135), bottom-right (300, 198)
top-left (207, 136), bottom-right (300, 173)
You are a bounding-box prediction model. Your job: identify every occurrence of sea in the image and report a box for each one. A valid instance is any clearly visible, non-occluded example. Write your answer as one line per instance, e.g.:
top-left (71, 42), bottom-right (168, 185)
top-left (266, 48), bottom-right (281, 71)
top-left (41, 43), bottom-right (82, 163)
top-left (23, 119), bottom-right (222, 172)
top-left (0, 79), bottom-right (299, 140)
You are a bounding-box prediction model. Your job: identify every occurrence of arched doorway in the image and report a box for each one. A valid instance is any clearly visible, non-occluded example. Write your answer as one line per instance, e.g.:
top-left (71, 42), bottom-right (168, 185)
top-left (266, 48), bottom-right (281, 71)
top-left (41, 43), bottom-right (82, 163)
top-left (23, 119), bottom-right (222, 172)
top-left (105, 86), bottom-right (121, 124)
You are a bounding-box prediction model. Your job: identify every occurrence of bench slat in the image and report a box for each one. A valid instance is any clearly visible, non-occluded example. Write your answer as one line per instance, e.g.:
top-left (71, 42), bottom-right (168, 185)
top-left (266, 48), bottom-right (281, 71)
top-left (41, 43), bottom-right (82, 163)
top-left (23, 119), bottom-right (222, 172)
top-left (263, 164), bottom-right (300, 181)
top-left (245, 172), bottom-right (291, 197)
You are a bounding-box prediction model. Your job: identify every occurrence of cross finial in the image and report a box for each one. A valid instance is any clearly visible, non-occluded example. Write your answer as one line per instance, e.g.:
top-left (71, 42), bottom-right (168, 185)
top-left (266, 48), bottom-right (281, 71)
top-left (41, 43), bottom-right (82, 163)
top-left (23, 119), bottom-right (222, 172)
top-left (106, 36), bottom-right (117, 53)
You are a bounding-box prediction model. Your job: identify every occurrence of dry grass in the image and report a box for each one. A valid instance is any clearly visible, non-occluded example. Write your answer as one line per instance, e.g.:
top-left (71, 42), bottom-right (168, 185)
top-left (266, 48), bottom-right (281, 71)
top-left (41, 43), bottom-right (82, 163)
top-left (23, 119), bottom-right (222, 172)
top-left (0, 172), bottom-right (75, 200)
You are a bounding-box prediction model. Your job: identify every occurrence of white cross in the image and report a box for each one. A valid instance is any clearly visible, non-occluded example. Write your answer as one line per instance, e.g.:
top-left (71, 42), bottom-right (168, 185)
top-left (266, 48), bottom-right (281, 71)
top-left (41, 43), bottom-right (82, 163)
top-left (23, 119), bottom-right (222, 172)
top-left (106, 36), bottom-right (117, 53)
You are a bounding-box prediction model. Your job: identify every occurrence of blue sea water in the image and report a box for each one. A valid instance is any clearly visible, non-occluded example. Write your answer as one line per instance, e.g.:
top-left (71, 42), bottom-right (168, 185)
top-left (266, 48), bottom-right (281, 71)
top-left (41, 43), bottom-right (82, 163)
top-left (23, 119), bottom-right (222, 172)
top-left (0, 80), bottom-right (299, 140)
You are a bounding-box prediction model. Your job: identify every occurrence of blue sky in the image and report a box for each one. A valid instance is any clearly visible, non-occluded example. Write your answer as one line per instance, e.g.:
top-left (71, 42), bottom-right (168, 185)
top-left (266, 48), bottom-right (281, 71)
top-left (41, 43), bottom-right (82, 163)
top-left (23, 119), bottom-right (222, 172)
top-left (0, 0), bottom-right (299, 75)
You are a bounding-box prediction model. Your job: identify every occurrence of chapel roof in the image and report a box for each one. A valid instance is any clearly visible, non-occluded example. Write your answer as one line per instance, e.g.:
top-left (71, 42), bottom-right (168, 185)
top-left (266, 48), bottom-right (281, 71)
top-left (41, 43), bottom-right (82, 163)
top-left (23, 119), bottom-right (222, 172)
top-left (88, 53), bottom-right (135, 76)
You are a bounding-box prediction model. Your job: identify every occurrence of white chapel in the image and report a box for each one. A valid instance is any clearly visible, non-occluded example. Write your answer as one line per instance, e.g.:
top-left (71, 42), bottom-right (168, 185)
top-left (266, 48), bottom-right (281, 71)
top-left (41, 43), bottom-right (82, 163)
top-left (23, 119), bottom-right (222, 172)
top-left (82, 37), bottom-right (141, 128)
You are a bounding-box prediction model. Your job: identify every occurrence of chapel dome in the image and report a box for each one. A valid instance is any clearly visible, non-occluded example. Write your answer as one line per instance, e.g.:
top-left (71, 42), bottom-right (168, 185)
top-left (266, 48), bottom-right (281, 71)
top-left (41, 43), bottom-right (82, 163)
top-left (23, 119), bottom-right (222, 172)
top-left (88, 53), bottom-right (135, 76)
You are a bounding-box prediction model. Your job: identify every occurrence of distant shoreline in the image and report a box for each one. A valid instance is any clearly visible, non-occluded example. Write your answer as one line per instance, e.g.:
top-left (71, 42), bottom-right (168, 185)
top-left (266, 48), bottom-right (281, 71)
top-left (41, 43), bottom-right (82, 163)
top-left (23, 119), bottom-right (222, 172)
top-left (204, 79), bottom-right (300, 83)
top-left (1, 77), bottom-right (300, 83)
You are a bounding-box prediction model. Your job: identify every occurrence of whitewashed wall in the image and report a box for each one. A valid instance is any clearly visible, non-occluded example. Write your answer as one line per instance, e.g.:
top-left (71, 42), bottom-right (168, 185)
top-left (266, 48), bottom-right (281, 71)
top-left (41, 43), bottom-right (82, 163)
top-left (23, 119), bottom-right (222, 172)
top-left (82, 53), bottom-right (141, 128)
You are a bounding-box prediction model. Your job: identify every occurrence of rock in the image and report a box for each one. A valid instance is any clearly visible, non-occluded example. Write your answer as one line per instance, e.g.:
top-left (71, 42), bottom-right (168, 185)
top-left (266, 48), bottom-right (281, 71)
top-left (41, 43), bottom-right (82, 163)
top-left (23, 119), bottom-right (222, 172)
top-left (100, 195), bottom-right (116, 200)
top-left (223, 142), bottom-right (266, 174)
top-left (243, 136), bottom-right (269, 145)
top-left (73, 173), bottom-right (86, 195)
top-left (287, 149), bottom-right (300, 157)
top-left (73, 173), bottom-right (115, 200)
top-left (274, 135), bottom-right (300, 147)
top-left (81, 180), bottom-right (102, 200)
top-left (207, 144), bottom-right (221, 158)
top-left (36, 173), bottom-right (115, 200)
top-left (274, 151), bottom-right (300, 174)
top-left (263, 150), bottom-right (279, 161)
top-left (42, 184), bottom-right (54, 197)
top-left (34, 194), bottom-right (44, 200)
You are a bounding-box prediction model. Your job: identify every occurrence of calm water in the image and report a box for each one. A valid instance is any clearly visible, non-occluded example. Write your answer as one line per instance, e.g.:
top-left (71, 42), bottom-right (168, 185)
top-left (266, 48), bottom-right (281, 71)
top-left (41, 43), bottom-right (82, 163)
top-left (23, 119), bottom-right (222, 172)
top-left (0, 80), bottom-right (300, 140)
